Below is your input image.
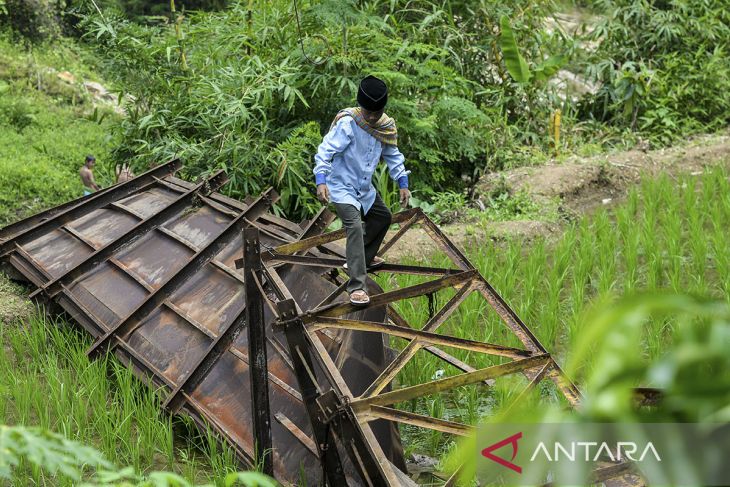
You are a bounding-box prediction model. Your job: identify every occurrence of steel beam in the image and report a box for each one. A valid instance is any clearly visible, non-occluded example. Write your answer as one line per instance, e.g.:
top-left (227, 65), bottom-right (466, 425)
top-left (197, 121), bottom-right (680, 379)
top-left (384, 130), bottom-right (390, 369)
top-left (316, 279), bottom-right (349, 308)
top-left (298, 206), bottom-right (336, 238)
top-left (350, 354), bottom-right (551, 411)
top-left (386, 305), bottom-right (496, 386)
top-left (266, 269), bottom-right (404, 486)
top-left (315, 390), bottom-right (393, 487)
top-left (274, 412), bottom-right (319, 458)
top-left (372, 263), bottom-right (460, 276)
top-left (272, 208), bottom-right (419, 256)
top-left (264, 252), bottom-right (460, 277)
top-left (362, 282), bottom-right (477, 397)
top-left (363, 406), bottom-right (470, 437)
top-left (377, 211), bottom-right (422, 258)
top-left (243, 227), bottom-right (273, 476)
top-left (304, 269), bottom-right (478, 322)
top-left (474, 279), bottom-right (583, 406)
top-left (276, 299), bottom-right (349, 487)
top-left (310, 317), bottom-right (531, 359)
top-left (419, 214), bottom-right (473, 271)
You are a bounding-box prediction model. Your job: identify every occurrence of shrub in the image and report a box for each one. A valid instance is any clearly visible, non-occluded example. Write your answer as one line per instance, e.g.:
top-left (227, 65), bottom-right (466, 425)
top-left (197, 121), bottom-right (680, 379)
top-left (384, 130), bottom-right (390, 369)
top-left (581, 0), bottom-right (730, 141)
top-left (1, 0), bottom-right (64, 41)
top-left (80, 0), bottom-right (571, 220)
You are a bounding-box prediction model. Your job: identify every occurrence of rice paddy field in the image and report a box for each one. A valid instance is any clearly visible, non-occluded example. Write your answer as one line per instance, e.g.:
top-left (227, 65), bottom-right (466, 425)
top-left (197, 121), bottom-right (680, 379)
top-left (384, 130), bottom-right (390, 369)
top-left (380, 166), bottom-right (730, 458)
top-left (1, 165), bottom-right (728, 483)
top-left (0, 310), bottom-right (241, 484)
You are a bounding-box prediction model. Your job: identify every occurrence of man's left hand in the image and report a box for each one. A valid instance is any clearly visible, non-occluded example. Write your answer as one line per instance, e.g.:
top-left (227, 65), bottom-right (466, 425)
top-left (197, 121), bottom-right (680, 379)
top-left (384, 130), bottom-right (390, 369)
top-left (399, 188), bottom-right (411, 208)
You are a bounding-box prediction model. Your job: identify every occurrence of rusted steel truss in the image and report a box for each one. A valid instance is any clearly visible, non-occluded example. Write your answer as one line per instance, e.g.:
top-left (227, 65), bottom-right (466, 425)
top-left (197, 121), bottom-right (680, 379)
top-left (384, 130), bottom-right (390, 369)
top-left (0, 162), bottom-right (405, 485)
top-left (256, 207), bottom-right (641, 486)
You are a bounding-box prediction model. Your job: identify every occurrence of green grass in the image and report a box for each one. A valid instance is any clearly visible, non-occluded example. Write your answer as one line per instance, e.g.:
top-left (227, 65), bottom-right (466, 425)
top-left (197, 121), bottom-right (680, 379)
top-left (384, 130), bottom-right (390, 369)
top-left (0, 309), bottom-right (240, 485)
top-left (0, 33), bottom-right (119, 226)
top-left (378, 165), bottom-right (730, 461)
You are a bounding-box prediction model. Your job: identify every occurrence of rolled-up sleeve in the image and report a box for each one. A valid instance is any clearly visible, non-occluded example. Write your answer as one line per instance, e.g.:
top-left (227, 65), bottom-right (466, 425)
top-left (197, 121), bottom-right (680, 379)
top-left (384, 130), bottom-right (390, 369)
top-left (382, 143), bottom-right (410, 189)
top-left (313, 118), bottom-right (353, 185)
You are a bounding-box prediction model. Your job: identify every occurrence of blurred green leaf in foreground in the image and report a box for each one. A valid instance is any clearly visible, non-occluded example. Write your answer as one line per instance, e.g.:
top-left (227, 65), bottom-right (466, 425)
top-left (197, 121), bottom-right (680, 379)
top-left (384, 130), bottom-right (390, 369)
top-left (448, 292), bottom-right (730, 484)
top-left (0, 424), bottom-right (277, 486)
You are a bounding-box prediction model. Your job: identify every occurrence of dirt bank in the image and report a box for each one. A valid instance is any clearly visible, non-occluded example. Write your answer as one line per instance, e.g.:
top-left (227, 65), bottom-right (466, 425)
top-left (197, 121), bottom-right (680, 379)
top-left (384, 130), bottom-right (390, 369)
top-left (384, 131), bottom-right (730, 261)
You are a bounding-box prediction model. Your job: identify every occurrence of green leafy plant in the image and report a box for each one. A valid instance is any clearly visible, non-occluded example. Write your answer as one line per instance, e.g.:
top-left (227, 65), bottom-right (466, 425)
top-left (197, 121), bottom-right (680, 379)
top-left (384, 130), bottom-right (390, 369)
top-left (75, 0), bottom-right (577, 220)
top-left (499, 15), bottom-right (531, 84)
top-left (0, 425), bottom-right (111, 481)
top-left (582, 0), bottom-right (729, 140)
top-left (498, 15), bottom-right (567, 85)
top-left (0, 423), bottom-right (278, 486)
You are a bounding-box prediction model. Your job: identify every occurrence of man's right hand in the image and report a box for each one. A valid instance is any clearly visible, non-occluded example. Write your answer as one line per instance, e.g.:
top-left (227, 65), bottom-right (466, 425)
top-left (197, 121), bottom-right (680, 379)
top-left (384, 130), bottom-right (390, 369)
top-left (317, 184), bottom-right (330, 204)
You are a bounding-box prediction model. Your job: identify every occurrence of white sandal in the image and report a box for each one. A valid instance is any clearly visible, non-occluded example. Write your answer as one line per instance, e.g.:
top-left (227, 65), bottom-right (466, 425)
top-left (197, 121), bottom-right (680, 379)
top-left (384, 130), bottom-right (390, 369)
top-left (368, 256), bottom-right (385, 269)
top-left (349, 289), bottom-right (370, 305)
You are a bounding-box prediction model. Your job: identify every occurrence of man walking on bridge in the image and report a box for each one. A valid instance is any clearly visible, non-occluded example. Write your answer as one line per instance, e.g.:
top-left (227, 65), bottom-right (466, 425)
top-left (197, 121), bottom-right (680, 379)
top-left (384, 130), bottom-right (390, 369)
top-left (313, 75), bottom-right (411, 306)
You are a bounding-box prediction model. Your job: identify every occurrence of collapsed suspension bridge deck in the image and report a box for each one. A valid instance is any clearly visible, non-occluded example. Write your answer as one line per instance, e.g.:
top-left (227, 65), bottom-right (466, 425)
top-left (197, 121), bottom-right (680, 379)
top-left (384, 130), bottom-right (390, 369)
top-left (0, 160), bottom-right (638, 485)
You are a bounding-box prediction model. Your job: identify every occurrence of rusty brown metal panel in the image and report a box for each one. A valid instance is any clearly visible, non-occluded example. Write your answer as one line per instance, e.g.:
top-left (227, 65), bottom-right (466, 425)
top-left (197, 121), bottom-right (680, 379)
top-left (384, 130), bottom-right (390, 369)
top-left (164, 204), bottom-right (233, 249)
top-left (168, 265), bottom-right (244, 336)
top-left (67, 208), bottom-right (140, 248)
top-left (191, 350), bottom-right (323, 480)
top-left (116, 186), bottom-right (182, 219)
top-left (116, 232), bottom-right (195, 289)
top-left (22, 229), bottom-right (93, 278)
top-left (70, 262), bottom-right (149, 329)
top-left (0, 160), bottom-right (182, 255)
top-left (127, 307), bottom-right (213, 385)
top-left (0, 168), bottom-right (412, 486)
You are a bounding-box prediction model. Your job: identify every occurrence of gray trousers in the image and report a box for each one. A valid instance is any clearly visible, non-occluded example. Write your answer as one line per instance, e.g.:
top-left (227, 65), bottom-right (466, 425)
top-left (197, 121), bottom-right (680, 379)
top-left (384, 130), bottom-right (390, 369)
top-left (334, 194), bottom-right (392, 293)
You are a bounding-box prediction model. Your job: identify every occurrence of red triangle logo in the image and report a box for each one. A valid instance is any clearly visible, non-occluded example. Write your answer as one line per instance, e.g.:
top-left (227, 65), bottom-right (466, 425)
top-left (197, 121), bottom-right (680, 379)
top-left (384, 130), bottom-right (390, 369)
top-left (481, 431), bottom-right (523, 474)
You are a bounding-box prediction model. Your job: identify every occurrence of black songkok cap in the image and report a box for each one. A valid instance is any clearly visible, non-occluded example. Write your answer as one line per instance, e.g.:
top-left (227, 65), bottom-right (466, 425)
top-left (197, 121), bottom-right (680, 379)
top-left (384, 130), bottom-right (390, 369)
top-left (357, 75), bottom-right (388, 111)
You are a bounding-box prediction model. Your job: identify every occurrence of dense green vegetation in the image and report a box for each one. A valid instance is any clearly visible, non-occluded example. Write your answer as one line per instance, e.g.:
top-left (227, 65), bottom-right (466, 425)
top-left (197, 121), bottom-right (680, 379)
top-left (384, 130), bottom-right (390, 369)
top-left (10, 0), bottom-right (713, 220)
top-left (382, 167), bottom-right (730, 459)
top-left (582, 0), bottom-right (730, 143)
top-left (0, 34), bottom-right (118, 225)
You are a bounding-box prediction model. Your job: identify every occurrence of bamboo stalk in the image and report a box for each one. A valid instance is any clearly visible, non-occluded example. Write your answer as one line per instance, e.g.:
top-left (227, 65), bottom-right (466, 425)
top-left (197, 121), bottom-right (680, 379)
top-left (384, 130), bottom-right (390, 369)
top-left (170, 0), bottom-right (188, 71)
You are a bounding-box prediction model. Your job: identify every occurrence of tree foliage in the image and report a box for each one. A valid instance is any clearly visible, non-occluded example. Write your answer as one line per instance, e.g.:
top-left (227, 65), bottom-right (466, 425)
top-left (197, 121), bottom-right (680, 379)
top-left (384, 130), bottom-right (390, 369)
top-left (80, 0), bottom-right (570, 219)
top-left (582, 0), bottom-right (730, 141)
top-left (5, 0), bottom-right (727, 218)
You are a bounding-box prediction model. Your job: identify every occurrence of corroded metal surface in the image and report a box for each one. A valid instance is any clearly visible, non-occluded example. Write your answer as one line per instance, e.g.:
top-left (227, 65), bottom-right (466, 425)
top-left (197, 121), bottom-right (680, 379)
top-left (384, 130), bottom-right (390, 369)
top-left (0, 161), bottom-right (405, 485)
top-left (262, 208), bottom-right (641, 486)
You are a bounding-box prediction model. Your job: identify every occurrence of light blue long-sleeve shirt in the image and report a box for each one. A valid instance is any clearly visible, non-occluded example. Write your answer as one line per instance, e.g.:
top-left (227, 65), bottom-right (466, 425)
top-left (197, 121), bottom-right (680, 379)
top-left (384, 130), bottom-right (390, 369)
top-left (313, 116), bottom-right (409, 215)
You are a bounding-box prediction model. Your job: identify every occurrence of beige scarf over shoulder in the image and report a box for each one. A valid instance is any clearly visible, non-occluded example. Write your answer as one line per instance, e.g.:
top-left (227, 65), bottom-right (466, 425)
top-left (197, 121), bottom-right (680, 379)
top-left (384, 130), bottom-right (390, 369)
top-left (330, 107), bottom-right (398, 146)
